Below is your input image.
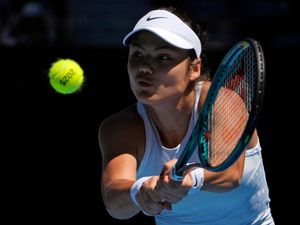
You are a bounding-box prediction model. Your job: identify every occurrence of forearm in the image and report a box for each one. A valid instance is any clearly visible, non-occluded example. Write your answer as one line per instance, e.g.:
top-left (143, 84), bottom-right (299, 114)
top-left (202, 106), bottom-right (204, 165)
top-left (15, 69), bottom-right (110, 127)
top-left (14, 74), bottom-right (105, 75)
top-left (201, 152), bottom-right (245, 192)
top-left (102, 179), bottom-right (140, 220)
top-left (201, 169), bottom-right (241, 192)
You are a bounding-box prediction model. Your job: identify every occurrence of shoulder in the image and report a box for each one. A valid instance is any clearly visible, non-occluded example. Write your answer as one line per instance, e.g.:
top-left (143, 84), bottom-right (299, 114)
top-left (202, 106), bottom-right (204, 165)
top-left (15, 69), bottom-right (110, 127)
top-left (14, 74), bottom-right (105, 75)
top-left (98, 103), bottom-right (145, 159)
top-left (99, 103), bottom-right (144, 142)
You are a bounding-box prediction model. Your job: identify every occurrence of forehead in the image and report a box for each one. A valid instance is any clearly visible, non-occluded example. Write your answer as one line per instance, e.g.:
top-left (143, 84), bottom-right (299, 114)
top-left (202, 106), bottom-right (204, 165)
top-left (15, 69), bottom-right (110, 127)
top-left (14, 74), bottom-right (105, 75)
top-left (130, 31), bottom-right (190, 56)
top-left (130, 31), bottom-right (174, 48)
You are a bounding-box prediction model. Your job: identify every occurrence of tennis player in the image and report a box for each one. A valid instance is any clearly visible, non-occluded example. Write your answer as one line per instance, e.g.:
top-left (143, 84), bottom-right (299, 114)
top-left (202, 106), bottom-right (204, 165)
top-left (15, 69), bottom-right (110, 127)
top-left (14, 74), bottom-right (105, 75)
top-left (99, 6), bottom-right (275, 225)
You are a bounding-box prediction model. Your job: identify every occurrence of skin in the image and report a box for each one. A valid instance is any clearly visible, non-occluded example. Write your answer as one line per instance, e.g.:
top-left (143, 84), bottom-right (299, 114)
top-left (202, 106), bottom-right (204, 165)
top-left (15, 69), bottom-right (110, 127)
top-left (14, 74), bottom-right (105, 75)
top-left (99, 31), bottom-right (258, 219)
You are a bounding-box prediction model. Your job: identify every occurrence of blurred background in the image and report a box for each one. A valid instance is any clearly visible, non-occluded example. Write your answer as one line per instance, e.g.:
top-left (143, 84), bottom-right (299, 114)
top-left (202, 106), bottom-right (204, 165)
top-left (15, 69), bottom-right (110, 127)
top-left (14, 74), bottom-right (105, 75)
top-left (2, 0), bottom-right (299, 224)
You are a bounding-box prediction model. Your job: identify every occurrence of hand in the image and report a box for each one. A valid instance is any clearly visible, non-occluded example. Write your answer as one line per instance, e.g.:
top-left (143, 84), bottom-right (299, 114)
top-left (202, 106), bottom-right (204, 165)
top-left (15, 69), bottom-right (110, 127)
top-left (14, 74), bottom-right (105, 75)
top-left (156, 159), bottom-right (193, 205)
top-left (134, 160), bottom-right (194, 215)
top-left (135, 176), bottom-right (169, 216)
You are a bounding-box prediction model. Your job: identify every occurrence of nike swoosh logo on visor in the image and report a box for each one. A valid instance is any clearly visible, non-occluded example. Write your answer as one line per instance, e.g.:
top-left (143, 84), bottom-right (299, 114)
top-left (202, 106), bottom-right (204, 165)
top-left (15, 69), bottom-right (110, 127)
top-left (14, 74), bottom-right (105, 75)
top-left (146, 16), bottom-right (166, 21)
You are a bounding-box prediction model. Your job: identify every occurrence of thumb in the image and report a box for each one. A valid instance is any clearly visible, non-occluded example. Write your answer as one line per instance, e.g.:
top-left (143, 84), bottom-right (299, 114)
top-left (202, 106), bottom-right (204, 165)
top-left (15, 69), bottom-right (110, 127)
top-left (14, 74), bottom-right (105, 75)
top-left (160, 159), bottom-right (178, 177)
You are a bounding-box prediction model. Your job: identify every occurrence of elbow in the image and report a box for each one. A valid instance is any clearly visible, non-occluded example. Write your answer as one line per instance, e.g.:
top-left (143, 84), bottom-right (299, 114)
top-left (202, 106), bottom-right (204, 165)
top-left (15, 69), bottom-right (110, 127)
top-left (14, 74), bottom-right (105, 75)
top-left (105, 205), bottom-right (135, 220)
top-left (216, 179), bottom-right (240, 192)
top-left (229, 176), bottom-right (241, 190)
top-left (221, 160), bottom-right (244, 191)
top-left (203, 178), bottom-right (241, 193)
top-left (224, 169), bottom-right (242, 190)
top-left (223, 172), bottom-right (242, 191)
top-left (102, 190), bottom-right (139, 220)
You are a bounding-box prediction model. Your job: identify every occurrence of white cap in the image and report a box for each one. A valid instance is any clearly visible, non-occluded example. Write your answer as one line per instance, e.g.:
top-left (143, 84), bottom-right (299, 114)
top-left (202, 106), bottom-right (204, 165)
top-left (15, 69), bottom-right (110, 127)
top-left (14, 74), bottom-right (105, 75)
top-left (123, 10), bottom-right (202, 58)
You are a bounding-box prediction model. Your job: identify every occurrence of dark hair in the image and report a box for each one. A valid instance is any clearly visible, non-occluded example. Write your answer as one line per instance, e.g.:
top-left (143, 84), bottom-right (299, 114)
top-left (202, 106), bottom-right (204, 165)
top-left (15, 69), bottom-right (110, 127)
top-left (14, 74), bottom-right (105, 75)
top-left (159, 6), bottom-right (210, 80)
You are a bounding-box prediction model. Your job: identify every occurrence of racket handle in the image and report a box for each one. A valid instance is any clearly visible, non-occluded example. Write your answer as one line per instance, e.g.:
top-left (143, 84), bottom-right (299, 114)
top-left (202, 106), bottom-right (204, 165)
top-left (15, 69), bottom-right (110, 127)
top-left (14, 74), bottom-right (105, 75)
top-left (170, 165), bottom-right (184, 181)
top-left (171, 165), bottom-right (204, 189)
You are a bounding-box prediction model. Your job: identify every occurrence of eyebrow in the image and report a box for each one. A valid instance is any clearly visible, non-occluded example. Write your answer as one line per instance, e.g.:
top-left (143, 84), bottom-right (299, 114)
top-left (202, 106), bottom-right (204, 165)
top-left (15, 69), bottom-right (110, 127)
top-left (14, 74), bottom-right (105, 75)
top-left (131, 43), bottom-right (179, 52)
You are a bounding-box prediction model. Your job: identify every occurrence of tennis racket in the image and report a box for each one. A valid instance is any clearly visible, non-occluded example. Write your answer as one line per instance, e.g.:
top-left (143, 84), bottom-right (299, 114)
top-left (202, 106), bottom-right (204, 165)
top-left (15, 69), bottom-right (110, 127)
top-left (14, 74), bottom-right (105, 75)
top-left (171, 38), bottom-right (265, 180)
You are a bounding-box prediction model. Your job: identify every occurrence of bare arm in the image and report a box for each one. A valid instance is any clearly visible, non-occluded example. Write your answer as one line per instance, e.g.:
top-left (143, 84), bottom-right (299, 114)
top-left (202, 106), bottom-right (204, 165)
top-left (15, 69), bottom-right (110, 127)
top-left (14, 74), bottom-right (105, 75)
top-left (99, 106), bottom-right (143, 219)
top-left (99, 106), bottom-right (188, 217)
top-left (202, 129), bottom-right (258, 192)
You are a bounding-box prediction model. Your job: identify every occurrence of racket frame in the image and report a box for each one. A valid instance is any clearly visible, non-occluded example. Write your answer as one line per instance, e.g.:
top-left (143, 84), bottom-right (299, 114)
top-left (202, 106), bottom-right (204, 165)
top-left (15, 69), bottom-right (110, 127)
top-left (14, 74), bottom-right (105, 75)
top-left (172, 38), bottom-right (265, 180)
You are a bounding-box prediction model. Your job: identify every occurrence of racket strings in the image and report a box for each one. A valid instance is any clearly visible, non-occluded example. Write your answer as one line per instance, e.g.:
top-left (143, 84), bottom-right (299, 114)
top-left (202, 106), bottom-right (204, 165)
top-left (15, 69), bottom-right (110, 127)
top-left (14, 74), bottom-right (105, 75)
top-left (209, 90), bottom-right (249, 166)
top-left (207, 47), bottom-right (256, 167)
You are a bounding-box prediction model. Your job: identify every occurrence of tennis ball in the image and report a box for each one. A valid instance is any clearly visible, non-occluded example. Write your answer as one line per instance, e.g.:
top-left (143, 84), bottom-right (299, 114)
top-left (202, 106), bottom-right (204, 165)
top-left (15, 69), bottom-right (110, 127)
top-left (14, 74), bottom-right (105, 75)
top-left (48, 58), bottom-right (84, 94)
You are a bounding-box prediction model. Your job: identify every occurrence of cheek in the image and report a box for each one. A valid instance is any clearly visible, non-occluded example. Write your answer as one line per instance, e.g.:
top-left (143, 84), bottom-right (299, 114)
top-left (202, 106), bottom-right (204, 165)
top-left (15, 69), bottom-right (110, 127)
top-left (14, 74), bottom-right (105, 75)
top-left (127, 60), bottom-right (139, 74)
top-left (127, 62), bottom-right (135, 79)
top-left (168, 65), bottom-right (190, 83)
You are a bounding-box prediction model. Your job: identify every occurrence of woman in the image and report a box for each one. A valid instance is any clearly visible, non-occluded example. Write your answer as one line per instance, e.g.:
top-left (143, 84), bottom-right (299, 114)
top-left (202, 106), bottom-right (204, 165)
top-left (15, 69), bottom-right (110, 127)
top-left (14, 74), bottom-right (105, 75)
top-left (99, 6), bottom-right (275, 225)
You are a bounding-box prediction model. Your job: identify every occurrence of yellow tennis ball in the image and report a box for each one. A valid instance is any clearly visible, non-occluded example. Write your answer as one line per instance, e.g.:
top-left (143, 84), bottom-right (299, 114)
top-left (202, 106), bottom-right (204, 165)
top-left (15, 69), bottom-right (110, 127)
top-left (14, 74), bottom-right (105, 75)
top-left (48, 58), bottom-right (84, 94)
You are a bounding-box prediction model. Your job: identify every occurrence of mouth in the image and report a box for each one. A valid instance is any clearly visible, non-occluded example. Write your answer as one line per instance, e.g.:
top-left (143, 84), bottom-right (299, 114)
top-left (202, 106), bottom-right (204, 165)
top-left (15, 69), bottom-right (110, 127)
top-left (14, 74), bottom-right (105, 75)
top-left (136, 74), bottom-right (154, 87)
top-left (138, 80), bottom-right (151, 87)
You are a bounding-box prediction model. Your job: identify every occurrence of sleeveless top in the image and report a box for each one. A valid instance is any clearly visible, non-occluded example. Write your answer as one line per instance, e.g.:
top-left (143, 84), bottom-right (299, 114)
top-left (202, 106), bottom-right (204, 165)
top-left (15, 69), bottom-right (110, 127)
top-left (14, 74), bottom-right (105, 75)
top-left (136, 82), bottom-right (274, 225)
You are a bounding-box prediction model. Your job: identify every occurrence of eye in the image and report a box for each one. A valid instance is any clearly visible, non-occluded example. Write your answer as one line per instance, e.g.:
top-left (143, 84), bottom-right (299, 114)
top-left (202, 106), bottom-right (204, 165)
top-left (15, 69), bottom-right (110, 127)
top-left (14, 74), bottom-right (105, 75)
top-left (158, 54), bottom-right (171, 61)
top-left (130, 51), bottom-right (143, 60)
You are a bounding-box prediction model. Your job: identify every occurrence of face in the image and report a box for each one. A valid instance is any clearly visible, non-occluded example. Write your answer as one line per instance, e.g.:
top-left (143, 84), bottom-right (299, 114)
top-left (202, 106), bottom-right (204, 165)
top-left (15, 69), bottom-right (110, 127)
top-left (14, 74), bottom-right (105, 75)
top-left (127, 31), bottom-right (200, 105)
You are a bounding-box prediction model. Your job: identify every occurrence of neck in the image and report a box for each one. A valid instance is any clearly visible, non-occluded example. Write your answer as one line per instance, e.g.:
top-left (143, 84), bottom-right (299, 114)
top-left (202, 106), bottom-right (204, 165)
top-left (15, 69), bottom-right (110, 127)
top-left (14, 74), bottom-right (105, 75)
top-left (146, 92), bottom-right (195, 148)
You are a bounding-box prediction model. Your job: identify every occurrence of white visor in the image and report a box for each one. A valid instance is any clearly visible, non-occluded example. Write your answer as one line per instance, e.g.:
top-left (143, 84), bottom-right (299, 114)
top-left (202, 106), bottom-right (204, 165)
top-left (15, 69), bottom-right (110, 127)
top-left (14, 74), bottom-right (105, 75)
top-left (123, 10), bottom-right (201, 58)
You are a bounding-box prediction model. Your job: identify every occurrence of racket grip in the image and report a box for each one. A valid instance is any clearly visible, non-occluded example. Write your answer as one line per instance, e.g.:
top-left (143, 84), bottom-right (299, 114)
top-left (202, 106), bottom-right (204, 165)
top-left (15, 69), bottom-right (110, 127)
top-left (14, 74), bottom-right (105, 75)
top-left (170, 165), bottom-right (184, 181)
top-left (171, 166), bottom-right (204, 189)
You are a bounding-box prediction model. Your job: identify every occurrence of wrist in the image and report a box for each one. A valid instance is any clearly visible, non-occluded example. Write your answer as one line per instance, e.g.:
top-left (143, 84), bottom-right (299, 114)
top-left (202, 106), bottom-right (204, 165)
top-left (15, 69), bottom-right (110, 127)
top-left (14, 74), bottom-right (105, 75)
top-left (130, 176), bottom-right (152, 208)
top-left (189, 168), bottom-right (204, 193)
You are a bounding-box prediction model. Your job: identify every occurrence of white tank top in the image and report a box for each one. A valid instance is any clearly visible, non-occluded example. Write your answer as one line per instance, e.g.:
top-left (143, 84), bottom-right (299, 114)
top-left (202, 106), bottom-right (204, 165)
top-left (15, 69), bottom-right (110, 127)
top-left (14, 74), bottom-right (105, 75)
top-left (136, 82), bottom-right (274, 225)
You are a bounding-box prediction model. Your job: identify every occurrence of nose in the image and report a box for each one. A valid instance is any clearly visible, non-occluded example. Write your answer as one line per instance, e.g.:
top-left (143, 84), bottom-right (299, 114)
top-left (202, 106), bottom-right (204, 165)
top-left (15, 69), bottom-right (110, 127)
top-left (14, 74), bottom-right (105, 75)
top-left (139, 67), bottom-right (153, 74)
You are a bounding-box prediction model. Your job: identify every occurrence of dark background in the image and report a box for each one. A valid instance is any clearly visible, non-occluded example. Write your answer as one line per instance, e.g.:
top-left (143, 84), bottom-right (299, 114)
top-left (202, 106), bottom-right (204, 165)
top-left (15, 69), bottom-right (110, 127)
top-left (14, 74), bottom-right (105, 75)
top-left (3, 0), bottom-right (299, 224)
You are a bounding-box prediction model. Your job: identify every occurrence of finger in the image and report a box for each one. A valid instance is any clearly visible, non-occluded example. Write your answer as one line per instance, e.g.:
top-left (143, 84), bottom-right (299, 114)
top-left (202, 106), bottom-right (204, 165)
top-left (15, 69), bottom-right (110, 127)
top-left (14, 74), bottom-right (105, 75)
top-left (150, 187), bottom-right (164, 203)
top-left (137, 184), bottom-right (167, 215)
top-left (160, 159), bottom-right (178, 177)
top-left (138, 198), bottom-right (166, 216)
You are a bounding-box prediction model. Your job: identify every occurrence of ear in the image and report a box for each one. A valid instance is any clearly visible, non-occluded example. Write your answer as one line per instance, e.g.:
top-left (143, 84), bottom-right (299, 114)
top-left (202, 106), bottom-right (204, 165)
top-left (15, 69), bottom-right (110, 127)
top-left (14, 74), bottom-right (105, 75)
top-left (189, 58), bottom-right (201, 81)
